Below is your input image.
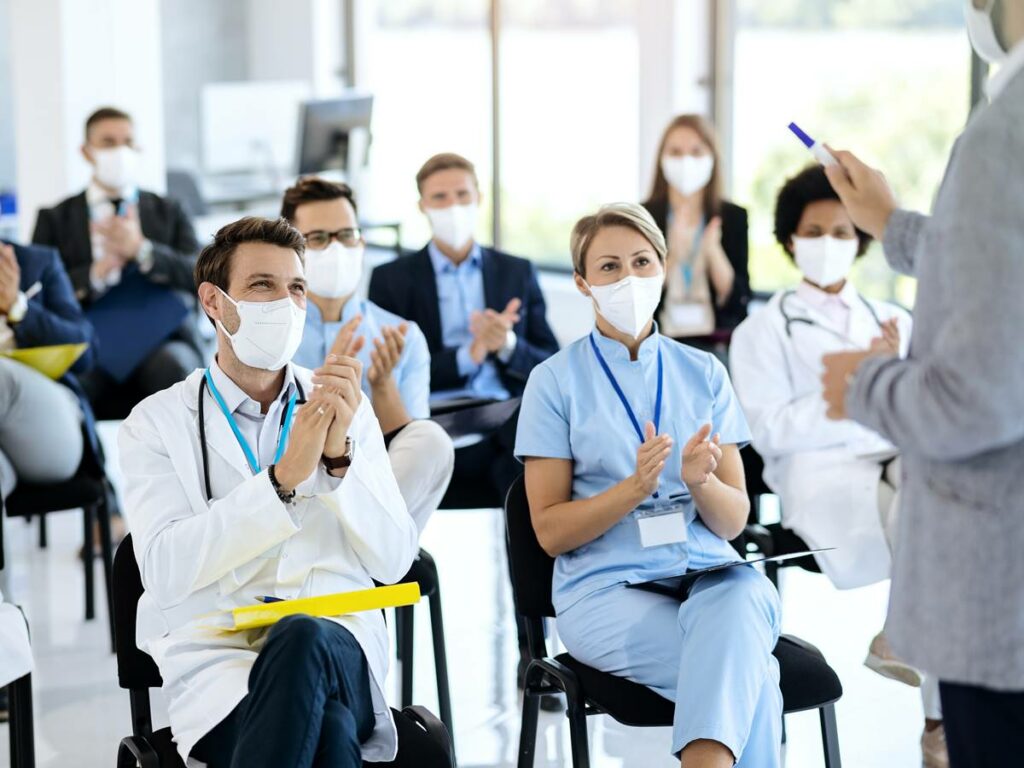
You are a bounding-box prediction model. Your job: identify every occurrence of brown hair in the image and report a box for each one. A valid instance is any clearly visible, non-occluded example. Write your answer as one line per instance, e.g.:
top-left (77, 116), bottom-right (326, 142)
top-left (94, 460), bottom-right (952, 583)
top-left (570, 203), bottom-right (667, 277)
top-left (280, 176), bottom-right (358, 223)
top-left (194, 217), bottom-right (306, 298)
top-left (644, 114), bottom-right (723, 216)
top-left (415, 152), bottom-right (478, 194)
top-left (84, 106), bottom-right (132, 140)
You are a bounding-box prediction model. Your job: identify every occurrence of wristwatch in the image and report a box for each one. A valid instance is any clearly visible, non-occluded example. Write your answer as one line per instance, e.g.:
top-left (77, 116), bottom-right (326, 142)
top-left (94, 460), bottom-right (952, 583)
top-left (6, 291), bottom-right (28, 325)
top-left (268, 464), bottom-right (297, 504)
top-left (323, 437), bottom-right (355, 471)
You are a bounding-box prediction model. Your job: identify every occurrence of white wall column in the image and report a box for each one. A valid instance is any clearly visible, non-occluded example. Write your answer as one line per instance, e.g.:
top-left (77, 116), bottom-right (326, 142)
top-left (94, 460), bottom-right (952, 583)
top-left (9, 0), bottom-right (166, 241)
top-left (636, 0), bottom-right (714, 196)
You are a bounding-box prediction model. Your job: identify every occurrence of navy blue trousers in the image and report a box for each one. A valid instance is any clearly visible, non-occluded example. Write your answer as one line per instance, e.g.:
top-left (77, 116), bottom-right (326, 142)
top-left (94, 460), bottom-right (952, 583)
top-left (192, 615), bottom-right (375, 768)
top-left (940, 681), bottom-right (1024, 768)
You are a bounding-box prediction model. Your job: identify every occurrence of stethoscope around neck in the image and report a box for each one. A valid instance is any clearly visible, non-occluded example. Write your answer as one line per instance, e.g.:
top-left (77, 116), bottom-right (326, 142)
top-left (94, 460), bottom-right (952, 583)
top-left (197, 372), bottom-right (307, 503)
top-left (779, 288), bottom-right (884, 341)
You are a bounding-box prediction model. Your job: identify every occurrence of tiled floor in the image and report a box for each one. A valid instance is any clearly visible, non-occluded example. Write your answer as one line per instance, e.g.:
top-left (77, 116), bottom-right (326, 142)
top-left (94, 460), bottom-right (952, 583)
top-left (2, 442), bottom-right (929, 767)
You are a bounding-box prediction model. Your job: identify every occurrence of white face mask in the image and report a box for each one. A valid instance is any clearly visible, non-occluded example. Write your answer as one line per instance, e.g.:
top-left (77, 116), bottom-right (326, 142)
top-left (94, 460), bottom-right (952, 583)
top-left (660, 154), bottom-right (714, 197)
top-left (216, 288), bottom-right (306, 371)
top-left (92, 145), bottom-right (140, 191)
top-left (964, 0), bottom-right (1007, 64)
top-left (585, 274), bottom-right (664, 339)
top-left (304, 242), bottom-right (364, 299)
top-left (426, 203), bottom-right (478, 251)
top-left (793, 236), bottom-right (859, 288)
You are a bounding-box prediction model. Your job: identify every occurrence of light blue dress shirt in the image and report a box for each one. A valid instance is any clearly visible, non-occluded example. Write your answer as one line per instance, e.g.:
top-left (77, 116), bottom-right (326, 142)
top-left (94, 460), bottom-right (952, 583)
top-left (293, 297), bottom-right (431, 420)
top-left (514, 326), bottom-right (751, 614)
top-left (427, 242), bottom-right (510, 402)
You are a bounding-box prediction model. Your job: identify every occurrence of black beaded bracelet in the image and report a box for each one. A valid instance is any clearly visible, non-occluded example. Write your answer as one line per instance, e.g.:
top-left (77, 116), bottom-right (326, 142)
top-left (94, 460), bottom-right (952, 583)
top-left (268, 464), bottom-right (297, 504)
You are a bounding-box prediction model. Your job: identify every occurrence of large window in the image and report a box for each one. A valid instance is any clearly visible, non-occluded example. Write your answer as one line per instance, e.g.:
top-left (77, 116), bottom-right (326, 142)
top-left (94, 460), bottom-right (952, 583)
top-left (498, 1), bottom-right (639, 267)
top-left (359, 1), bottom-right (494, 252)
top-left (729, 0), bottom-right (971, 306)
top-left (359, 0), bottom-right (639, 268)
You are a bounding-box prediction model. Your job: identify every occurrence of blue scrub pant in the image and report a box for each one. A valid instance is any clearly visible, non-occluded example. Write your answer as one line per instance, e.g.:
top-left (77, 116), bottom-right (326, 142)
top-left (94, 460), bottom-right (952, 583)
top-left (191, 615), bottom-right (375, 768)
top-left (558, 565), bottom-right (783, 765)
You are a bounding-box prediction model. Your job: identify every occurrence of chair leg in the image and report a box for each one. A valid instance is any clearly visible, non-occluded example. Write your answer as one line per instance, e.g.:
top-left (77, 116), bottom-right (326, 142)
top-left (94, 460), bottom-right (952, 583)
top-left (517, 685), bottom-right (541, 768)
top-left (82, 503), bottom-right (95, 621)
top-left (97, 495), bottom-right (116, 652)
top-left (397, 605), bottom-right (414, 709)
top-left (819, 703), bottom-right (842, 768)
top-left (9, 674), bottom-right (35, 768)
top-left (566, 695), bottom-right (590, 768)
top-left (37, 513), bottom-right (47, 550)
top-left (428, 586), bottom-right (454, 745)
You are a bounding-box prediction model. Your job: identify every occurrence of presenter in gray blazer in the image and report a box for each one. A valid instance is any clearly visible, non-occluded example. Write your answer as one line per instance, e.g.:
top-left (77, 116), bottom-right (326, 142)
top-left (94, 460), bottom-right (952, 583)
top-left (820, 2), bottom-right (1024, 765)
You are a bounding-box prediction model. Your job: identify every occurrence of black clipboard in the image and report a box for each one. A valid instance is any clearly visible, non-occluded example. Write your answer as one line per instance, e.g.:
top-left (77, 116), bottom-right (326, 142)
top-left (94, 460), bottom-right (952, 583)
top-left (627, 549), bottom-right (834, 600)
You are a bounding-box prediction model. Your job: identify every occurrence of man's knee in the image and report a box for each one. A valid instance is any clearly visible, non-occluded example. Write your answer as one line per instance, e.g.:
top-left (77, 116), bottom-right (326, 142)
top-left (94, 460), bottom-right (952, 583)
top-left (392, 420), bottom-right (455, 476)
top-left (267, 614), bottom-right (333, 654)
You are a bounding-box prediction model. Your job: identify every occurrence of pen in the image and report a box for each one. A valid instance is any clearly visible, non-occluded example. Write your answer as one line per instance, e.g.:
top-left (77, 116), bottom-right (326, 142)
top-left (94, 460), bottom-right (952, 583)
top-left (255, 595), bottom-right (284, 603)
top-left (788, 122), bottom-right (838, 167)
top-left (24, 282), bottom-right (42, 301)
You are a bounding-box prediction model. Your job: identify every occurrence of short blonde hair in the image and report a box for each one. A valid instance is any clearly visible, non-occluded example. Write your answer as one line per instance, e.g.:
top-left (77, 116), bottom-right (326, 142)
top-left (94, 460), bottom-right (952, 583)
top-left (569, 202), bottom-right (667, 277)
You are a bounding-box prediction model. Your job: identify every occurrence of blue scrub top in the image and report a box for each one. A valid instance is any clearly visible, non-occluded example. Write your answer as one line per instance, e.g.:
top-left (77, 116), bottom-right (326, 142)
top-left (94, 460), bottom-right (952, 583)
top-left (514, 326), bottom-right (751, 613)
top-left (293, 297), bottom-right (431, 420)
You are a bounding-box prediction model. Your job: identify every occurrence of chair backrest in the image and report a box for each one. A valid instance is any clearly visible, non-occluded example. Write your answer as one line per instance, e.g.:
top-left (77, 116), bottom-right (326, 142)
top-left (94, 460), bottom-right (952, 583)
top-left (503, 474), bottom-right (555, 621)
top-left (113, 534), bottom-right (164, 690)
top-left (740, 444), bottom-right (772, 522)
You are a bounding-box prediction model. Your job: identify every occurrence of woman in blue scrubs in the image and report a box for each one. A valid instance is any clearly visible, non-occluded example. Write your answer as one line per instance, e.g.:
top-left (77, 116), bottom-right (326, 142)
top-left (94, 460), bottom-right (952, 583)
top-left (515, 202), bottom-right (782, 767)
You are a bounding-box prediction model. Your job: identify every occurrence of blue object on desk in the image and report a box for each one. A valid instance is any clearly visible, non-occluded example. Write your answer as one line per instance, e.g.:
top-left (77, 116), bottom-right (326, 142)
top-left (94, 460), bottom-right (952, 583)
top-left (255, 595), bottom-right (284, 604)
top-left (86, 267), bottom-right (189, 382)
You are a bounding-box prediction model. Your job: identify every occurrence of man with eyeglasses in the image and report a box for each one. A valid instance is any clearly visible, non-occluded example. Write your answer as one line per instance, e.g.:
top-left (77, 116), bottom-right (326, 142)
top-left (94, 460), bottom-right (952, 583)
top-left (283, 177), bottom-right (454, 533)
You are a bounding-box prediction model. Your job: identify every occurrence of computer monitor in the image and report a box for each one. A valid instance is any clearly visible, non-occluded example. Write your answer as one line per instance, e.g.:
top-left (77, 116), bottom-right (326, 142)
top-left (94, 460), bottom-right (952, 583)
top-left (296, 94), bottom-right (374, 177)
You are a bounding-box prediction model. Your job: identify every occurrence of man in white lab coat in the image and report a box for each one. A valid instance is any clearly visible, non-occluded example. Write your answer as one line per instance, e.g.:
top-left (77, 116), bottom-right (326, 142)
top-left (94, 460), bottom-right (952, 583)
top-left (119, 217), bottom-right (418, 767)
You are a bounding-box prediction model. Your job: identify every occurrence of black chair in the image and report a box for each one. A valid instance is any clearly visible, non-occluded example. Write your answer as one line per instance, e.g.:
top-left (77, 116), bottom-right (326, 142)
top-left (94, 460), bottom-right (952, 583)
top-left (394, 549), bottom-right (454, 744)
top-left (431, 398), bottom-right (520, 510)
top-left (740, 445), bottom-right (821, 590)
top-left (4, 422), bottom-right (116, 648)
top-left (111, 535), bottom-right (455, 768)
top-left (1, 500), bottom-right (36, 768)
top-left (504, 475), bottom-right (843, 768)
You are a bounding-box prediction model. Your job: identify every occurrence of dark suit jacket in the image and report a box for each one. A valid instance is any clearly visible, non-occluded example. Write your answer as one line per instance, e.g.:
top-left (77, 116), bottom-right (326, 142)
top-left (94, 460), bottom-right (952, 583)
top-left (368, 245), bottom-right (559, 397)
top-left (32, 189), bottom-right (202, 352)
top-left (642, 198), bottom-right (750, 331)
top-left (6, 240), bottom-right (101, 454)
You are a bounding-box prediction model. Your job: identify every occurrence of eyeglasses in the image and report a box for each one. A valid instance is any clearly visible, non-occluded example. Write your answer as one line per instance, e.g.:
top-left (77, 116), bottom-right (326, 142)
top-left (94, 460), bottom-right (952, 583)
top-left (304, 228), bottom-right (362, 249)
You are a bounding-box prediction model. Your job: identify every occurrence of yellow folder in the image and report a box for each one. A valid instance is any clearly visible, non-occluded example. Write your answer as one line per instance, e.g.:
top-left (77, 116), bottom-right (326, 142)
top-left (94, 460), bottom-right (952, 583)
top-left (226, 583), bottom-right (421, 632)
top-left (1, 343), bottom-right (88, 380)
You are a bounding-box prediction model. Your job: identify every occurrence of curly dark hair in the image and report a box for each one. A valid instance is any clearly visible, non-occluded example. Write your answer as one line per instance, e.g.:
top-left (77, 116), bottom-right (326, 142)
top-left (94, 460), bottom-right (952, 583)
top-left (774, 164), bottom-right (872, 261)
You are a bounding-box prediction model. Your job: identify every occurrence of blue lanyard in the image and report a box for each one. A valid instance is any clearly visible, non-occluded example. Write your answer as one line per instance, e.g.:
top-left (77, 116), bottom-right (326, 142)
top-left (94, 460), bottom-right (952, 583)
top-left (589, 334), bottom-right (664, 495)
top-left (203, 369), bottom-right (298, 475)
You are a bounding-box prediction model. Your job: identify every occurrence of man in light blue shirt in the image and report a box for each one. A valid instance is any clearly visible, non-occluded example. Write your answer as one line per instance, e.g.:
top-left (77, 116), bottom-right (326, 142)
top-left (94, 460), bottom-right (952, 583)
top-left (425, 240), bottom-right (513, 401)
top-left (284, 177), bottom-right (453, 531)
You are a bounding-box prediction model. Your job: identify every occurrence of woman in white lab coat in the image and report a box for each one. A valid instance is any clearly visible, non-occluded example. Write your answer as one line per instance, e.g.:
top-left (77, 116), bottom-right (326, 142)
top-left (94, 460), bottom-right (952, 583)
top-left (729, 165), bottom-right (911, 591)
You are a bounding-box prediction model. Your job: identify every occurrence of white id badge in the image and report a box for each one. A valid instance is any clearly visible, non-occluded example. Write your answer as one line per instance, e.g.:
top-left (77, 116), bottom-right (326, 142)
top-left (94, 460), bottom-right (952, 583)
top-left (668, 303), bottom-right (708, 330)
top-left (637, 501), bottom-right (688, 548)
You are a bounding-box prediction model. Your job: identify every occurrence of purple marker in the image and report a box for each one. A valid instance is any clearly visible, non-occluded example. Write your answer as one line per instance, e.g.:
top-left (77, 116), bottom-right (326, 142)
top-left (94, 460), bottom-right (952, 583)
top-left (788, 122), bottom-right (838, 167)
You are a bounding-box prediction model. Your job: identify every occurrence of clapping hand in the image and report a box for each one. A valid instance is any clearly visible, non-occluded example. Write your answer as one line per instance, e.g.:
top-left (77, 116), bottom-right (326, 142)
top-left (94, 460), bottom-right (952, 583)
top-left (681, 423), bottom-right (721, 487)
top-left (469, 298), bottom-right (521, 363)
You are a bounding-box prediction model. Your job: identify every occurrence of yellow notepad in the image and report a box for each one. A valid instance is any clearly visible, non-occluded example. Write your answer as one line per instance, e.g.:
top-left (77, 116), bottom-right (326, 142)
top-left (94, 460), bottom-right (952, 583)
top-left (1, 343), bottom-right (88, 380)
top-left (224, 583), bottom-right (421, 632)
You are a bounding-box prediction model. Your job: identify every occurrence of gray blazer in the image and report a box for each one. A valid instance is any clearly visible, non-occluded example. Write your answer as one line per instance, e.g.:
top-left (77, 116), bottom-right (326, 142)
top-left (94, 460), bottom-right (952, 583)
top-left (847, 68), bottom-right (1024, 691)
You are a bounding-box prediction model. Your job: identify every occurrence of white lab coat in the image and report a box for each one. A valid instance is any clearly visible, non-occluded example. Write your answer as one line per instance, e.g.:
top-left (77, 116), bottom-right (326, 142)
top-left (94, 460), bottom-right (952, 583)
top-left (729, 285), bottom-right (912, 589)
top-left (0, 589), bottom-right (32, 688)
top-left (119, 367), bottom-right (418, 766)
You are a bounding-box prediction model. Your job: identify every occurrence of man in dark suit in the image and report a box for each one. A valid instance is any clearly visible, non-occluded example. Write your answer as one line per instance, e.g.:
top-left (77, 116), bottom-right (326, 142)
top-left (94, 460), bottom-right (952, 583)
top-left (370, 153), bottom-right (560, 706)
top-left (369, 153), bottom-right (559, 503)
top-left (0, 241), bottom-right (96, 499)
top-left (32, 106), bottom-right (203, 419)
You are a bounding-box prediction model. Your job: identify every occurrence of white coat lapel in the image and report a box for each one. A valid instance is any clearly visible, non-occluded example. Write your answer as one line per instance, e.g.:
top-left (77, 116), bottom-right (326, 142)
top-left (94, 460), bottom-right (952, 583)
top-left (847, 295), bottom-right (883, 349)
